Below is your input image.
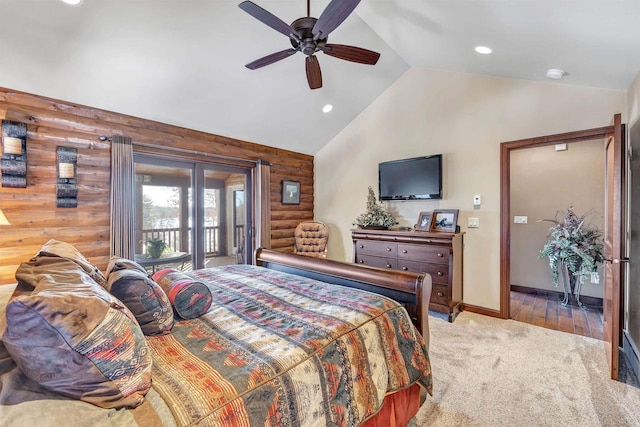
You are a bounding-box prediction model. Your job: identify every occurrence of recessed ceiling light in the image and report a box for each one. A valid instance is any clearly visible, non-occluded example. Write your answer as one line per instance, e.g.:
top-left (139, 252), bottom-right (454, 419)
top-left (322, 104), bottom-right (333, 113)
top-left (61, 0), bottom-right (83, 5)
top-left (546, 69), bottom-right (566, 80)
top-left (474, 46), bottom-right (492, 55)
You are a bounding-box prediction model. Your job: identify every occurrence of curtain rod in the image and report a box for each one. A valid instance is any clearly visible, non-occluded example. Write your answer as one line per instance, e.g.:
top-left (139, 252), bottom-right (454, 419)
top-left (99, 135), bottom-right (260, 165)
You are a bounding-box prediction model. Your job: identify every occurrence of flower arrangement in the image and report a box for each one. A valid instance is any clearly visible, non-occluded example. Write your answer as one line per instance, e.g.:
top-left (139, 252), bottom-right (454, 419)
top-left (538, 206), bottom-right (605, 287)
top-left (353, 186), bottom-right (398, 229)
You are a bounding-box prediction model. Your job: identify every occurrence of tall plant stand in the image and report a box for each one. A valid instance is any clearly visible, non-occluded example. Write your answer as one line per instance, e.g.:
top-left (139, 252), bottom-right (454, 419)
top-left (559, 260), bottom-right (585, 309)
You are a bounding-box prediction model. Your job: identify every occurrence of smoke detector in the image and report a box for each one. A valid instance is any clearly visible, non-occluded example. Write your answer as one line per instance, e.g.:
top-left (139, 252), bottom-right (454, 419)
top-left (546, 69), bottom-right (566, 80)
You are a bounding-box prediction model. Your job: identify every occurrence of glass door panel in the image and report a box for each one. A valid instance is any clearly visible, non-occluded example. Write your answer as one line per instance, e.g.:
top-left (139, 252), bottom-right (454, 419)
top-left (134, 159), bottom-right (194, 272)
top-left (201, 168), bottom-right (249, 268)
top-left (204, 187), bottom-right (222, 256)
top-left (234, 189), bottom-right (245, 249)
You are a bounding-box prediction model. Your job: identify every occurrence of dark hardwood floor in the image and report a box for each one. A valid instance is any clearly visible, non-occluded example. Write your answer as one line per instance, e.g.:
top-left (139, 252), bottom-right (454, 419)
top-left (510, 291), bottom-right (604, 340)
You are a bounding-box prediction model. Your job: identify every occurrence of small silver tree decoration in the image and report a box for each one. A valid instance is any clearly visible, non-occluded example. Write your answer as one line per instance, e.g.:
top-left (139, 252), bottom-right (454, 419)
top-left (353, 186), bottom-right (398, 229)
top-left (538, 207), bottom-right (604, 308)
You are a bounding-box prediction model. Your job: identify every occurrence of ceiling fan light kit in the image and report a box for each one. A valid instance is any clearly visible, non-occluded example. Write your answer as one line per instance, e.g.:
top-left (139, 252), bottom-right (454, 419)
top-left (239, 0), bottom-right (380, 90)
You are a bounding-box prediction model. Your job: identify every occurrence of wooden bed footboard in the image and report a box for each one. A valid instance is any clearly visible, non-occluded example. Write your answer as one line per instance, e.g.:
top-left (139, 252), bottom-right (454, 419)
top-left (255, 248), bottom-right (432, 348)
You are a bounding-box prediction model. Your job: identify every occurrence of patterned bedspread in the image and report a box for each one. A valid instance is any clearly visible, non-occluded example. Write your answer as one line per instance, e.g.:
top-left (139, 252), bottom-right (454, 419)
top-left (146, 265), bottom-right (432, 426)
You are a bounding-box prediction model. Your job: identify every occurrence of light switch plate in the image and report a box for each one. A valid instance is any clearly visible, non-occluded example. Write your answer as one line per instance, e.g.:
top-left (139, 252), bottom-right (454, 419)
top-left (514, 216), bottom-right (528, 224)
top-left (468, 217), bottom-right (479, 228)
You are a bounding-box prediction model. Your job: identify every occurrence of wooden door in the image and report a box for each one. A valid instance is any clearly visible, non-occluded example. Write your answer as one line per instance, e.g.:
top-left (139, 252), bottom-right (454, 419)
top-left (603, 113), bottom-right (624, 380)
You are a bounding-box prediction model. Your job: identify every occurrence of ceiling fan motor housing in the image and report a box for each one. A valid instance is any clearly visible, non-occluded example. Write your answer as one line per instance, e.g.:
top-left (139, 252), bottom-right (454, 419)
top-left (290, 17), bottom-right (327, 56)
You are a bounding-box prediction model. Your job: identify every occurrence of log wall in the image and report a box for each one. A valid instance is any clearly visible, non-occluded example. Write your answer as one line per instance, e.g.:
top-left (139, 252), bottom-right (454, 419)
top-left (0, 87), bottom-right (313, 285)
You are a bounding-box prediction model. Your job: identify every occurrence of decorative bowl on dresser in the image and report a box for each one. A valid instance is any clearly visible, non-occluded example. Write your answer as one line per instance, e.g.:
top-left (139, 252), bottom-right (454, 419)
top-left (352, 228), bottom-right (464, 322)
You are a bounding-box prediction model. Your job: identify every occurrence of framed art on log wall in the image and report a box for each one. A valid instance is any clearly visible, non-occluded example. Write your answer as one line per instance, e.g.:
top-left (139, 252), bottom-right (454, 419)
top-left (282, 180), bottom-right (300, 205)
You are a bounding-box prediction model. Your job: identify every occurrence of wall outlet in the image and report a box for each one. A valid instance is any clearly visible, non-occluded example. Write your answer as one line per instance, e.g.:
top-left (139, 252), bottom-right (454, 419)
top-left (468, 217), bottom-right (479, 228)
top-left (591, 272), bottom-right (600, 284)
top-left (514, 216), bottom-right (528, 224)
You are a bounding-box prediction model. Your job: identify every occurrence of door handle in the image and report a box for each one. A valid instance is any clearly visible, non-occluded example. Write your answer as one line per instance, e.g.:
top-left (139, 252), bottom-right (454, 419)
top-left (606, 258), bottom-right (630, 264)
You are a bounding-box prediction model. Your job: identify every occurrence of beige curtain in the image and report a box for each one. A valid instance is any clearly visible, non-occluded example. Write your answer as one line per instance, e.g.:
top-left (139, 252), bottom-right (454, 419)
top-left (255, 159), bottom-right (271, 251)
top-left (110, 135), bottom-right (135, 259)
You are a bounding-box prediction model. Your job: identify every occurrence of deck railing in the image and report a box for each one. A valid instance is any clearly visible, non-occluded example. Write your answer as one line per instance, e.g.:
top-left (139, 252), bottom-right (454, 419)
top-left (140, 225), bottom-right (244, 256)
top-left (141, 226), bottom-right (222, 255)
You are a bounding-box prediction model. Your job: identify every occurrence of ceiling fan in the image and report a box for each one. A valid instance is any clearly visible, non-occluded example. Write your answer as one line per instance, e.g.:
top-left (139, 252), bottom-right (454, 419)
top-left (239, 0), bottom-right (380, 90)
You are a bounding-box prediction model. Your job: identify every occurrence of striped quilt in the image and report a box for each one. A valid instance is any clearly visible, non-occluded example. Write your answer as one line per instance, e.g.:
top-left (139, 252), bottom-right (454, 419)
top-left (146, 264), bottom-right (432, 426)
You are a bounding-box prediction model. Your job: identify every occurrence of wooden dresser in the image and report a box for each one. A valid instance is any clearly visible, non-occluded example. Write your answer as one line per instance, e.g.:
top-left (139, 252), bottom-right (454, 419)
top-left (352, 228), bottom-right (463, 322)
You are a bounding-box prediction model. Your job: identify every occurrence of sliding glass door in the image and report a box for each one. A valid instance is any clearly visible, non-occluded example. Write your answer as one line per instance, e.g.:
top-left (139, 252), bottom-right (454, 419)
top-left (134, 155), bottom-right (252, 272)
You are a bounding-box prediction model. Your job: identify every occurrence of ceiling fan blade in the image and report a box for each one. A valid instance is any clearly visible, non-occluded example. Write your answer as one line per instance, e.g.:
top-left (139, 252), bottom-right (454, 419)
top-left (246, 49), bottom-right (298, 70)
top-left (305, 55), bottom-right (322, 90)
top-left (312, 0), bottom-right (361, 40)
top-left (321, 44), bottom-right (380, 65)
top-left (239, 1), bottom-right (301, 40)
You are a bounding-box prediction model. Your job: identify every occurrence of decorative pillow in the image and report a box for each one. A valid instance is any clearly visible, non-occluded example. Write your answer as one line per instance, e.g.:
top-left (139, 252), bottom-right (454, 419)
top-left (105, 257), bottom-right (174, 336)
top-left (152, 268), bottom-right (212, 319)
top-left (105, 257), bottom-right (148, 277)
top-left (34, 239), bottom-right (107, 287)
top-left (3, 255), bottom-right (152, 409)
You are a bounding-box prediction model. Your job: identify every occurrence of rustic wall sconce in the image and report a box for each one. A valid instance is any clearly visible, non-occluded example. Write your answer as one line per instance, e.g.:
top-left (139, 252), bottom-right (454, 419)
top-left (56, 146), bottom-right (78, 208)
top-left (1, 120), bottom-right (27, 188)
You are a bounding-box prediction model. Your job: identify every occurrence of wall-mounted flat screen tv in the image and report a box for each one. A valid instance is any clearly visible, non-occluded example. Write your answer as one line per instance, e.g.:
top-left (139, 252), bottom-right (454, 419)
top-left (378, 155), bottom-right (442, 200)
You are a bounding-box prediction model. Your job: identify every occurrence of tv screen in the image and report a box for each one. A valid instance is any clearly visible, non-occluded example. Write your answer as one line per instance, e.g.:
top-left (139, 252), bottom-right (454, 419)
top-left (378, 155), bottom-right (442, 200)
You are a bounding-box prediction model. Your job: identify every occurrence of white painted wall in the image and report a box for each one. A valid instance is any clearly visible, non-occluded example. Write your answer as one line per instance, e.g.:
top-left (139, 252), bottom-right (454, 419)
top-left (630, 72), bottom-right (640, 126)
top-left (314, 68), bottom-right (625, 311)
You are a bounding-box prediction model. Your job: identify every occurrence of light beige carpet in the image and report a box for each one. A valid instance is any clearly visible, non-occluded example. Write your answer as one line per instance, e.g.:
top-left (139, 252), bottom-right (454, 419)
top-left (410, 312), bottom-right (640, 426)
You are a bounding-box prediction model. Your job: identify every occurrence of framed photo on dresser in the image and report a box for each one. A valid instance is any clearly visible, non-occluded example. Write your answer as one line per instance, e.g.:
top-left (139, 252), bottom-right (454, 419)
top-left (415, 211), bottom-right (433, 231)
top-left (432, 209), bottom-right (459, 232)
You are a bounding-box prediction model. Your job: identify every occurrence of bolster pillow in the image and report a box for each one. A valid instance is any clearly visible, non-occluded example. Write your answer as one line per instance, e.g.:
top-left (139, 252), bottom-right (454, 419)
top-left (152, 268), bottom-right (212, 319)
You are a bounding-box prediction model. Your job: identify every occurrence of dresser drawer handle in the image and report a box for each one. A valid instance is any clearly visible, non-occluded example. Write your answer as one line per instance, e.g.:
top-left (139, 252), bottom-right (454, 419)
top-left (359, 260), bottom-right (364, 264)
top-left (386, 247), bottom-right (392, 252)
top-left (437, 253), bottom-right (444, 257)
top-left (359, 245), bottom-right (364, 248)
top-left (402, 249), bottom-right (407, 253)
top-left (386, 264), bottom-right (392, 268)
top-left (402, 267), bottom-right (408, 271)
top-left (437, 292), bottom-right (444, 297)
top-left (437, 271), bottom-right (444, 276)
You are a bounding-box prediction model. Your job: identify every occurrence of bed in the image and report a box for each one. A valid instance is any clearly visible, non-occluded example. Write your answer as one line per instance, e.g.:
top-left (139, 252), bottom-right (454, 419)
top-left (0, 242), bottom-right (432, 426)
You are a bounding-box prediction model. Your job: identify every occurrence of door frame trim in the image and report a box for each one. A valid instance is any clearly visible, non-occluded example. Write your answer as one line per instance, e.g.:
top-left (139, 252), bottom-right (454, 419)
top-left (499, 125), bottom-right (615, 319)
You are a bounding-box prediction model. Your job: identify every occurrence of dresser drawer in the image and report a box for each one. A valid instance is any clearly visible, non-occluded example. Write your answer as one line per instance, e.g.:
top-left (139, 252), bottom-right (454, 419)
top-left (397, 243), bottom-right (448, 263)
top-left (397, 259), bottom-right (449, 284)
top-left (355, 254), bottom-right (397, 270)
top-left (354, 240), bottom-right (397, 257)
top-left (431, 284), bottom-right (450, 306)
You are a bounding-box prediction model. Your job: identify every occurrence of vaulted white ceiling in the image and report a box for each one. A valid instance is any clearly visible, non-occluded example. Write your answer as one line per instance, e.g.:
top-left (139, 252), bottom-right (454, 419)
top-left (1, 0), bottom-right (639, 155)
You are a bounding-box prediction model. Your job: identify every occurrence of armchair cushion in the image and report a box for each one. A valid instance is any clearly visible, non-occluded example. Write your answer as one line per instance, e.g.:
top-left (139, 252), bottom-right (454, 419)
top-left (294, 221), bottom-right (329, 258)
